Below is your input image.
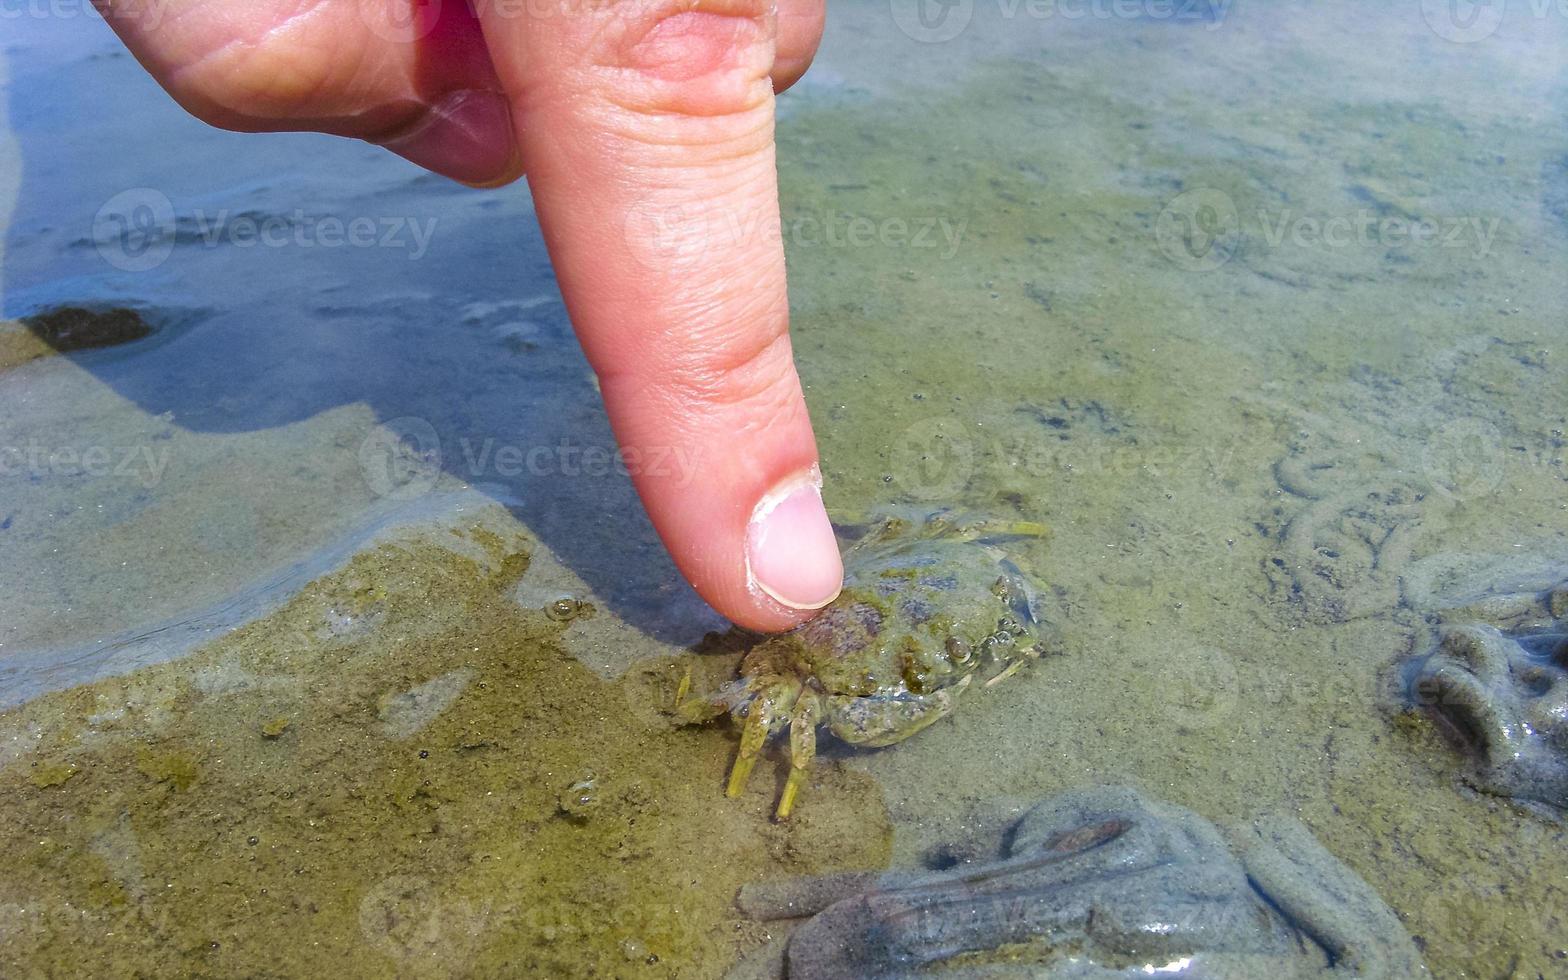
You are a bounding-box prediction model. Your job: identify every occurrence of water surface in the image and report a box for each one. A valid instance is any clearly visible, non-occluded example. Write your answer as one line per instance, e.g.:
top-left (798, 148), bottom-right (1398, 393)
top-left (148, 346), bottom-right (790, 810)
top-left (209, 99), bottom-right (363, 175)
top-left (2, 2), bottom-right (1566, 975)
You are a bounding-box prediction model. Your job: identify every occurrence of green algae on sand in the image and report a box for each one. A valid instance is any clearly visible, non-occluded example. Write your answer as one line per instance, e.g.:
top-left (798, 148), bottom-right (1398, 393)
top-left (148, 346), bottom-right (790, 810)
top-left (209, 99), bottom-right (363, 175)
top-left (0, 510), bottom-right (892, 978)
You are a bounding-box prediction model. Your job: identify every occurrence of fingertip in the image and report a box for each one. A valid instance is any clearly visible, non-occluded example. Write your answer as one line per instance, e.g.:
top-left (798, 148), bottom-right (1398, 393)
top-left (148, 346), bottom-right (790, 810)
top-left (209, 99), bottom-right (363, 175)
top-left (746, 473), bottom-right (844, 613)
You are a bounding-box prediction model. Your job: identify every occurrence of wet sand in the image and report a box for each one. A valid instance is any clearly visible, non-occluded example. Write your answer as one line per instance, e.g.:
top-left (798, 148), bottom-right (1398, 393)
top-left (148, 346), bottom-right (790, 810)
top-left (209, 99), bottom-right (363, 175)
top-left (2, 3), bottom-right (1566, 975)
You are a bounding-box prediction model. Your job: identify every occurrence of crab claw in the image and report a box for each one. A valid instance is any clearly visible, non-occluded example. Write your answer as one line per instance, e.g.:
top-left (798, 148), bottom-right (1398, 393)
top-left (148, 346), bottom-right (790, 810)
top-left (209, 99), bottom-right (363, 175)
top-left (671, 668), bottom-right (726, 725)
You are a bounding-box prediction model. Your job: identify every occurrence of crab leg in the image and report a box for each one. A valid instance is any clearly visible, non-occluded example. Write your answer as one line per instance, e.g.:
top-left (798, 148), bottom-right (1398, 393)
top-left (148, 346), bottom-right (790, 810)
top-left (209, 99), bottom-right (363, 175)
top-left (983, 654), bottom-right (1032, 688)
top-left (726, 700), bottom-right (771, 798)
top-left (727, 684), bottom-right (800, 798)
top-left (777, 695), bottom-right (820, 820)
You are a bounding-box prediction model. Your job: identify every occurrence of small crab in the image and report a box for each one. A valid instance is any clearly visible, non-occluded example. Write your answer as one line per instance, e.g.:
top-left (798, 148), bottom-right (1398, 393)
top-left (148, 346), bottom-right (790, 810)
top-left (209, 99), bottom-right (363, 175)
top-left (678, 510), bottom-right (1054, 818)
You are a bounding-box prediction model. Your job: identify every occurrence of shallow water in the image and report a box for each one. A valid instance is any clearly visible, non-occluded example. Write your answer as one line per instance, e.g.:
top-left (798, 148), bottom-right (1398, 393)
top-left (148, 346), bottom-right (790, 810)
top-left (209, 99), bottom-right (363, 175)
top-left (2, 2), bottom-right (1567, 976)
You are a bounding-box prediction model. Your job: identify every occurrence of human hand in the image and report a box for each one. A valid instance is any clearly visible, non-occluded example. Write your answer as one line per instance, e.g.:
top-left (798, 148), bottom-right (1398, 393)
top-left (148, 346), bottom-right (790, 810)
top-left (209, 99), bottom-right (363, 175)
top-left (98, 0), bottom-right (843, 631)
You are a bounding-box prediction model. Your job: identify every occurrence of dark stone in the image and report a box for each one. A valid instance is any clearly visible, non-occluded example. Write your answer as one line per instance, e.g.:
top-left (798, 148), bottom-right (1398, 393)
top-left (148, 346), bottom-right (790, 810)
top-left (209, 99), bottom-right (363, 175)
top-left (22, 306), bottom-right (154, 352)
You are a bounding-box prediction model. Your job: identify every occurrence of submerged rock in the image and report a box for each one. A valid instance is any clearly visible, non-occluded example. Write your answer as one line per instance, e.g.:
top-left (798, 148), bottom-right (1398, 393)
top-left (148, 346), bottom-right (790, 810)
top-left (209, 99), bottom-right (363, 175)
top-left (1, 306), bottom-right (156, 371)
top-left (732, 786), bottom-right (1424, 979)
top-left (1405, 577), bottom-right (1568, 809)
top-left (22, 305), bottom-right (154, 351)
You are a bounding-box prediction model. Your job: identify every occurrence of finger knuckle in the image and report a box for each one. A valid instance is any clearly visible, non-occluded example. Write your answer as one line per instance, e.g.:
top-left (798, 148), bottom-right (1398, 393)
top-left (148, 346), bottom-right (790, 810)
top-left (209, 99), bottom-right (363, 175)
top-left (650, 306), bottom-right (800, 419)
top-left (569, 0), bottom-right (778, 122)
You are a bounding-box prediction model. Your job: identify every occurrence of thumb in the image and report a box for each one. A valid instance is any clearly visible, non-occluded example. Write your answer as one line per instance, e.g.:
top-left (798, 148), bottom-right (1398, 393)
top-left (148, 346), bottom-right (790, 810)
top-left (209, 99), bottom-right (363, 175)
top-left (478, 0), bottom-right (842, 631)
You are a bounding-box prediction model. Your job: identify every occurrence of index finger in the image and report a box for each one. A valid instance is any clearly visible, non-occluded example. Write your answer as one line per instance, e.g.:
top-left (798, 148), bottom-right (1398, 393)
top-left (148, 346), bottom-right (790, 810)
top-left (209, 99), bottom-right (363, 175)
top-left (476, 0), bottom-right (841, 631)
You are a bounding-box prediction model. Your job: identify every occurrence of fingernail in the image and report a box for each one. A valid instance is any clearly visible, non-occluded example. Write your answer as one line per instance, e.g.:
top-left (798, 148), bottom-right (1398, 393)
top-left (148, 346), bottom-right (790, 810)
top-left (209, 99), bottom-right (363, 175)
top-left (746, 473), bottom-right (843, 611)
top-left (380, 89), bottom-right (519, 187)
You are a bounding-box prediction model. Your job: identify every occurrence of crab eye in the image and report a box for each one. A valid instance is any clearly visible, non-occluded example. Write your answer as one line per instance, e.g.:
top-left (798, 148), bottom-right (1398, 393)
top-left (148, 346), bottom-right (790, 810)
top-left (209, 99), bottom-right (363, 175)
top-left (945, 636), bottom-right (973, 664)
